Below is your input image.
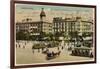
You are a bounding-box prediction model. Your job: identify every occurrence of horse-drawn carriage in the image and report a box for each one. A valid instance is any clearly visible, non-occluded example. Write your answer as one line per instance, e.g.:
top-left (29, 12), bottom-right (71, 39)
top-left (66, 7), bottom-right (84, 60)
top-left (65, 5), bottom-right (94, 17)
top-left (46, 51), bottom-right (61, 60)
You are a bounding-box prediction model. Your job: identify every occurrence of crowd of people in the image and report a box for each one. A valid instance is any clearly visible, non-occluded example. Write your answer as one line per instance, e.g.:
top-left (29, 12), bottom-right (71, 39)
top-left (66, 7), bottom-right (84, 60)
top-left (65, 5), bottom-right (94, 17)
top-left (16, 40), bottom-right (94, 60)
top-left (16, 41), bottom-right (28, 49)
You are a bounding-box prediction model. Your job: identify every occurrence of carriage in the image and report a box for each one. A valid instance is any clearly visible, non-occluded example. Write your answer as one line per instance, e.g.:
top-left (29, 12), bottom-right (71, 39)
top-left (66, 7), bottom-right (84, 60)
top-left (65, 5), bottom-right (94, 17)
top-left (46, 51), bottom-right (61, 60)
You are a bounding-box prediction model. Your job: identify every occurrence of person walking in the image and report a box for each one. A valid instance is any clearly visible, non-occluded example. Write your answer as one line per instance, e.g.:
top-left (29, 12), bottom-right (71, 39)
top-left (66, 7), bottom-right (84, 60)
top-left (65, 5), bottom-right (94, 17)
top-left (19, 44), bottom-right (20, 48)
top-left (57, 47), bottom-right (59, 50)
top-left (23, 45), bottom-right (25, 49)
top-left (62, 46), bottom-right (63, 50)
top-left (16, 44), bottom-right (17, 48)
top-left (32, 49), bottom-right (34, 54)
top-left (38, 48), bottom-right (40, 53)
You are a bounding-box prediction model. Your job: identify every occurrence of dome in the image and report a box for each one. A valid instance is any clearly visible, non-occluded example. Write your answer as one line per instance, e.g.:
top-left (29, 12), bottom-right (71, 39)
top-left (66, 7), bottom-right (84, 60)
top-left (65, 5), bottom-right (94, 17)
top-left (40, 8), bottom-right (46, 17)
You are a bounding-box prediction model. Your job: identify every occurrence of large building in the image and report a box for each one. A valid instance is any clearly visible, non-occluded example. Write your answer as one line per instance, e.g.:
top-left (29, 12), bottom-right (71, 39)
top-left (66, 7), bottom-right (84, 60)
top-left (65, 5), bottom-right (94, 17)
top-left (16, 8), bottom-right (93, 38)
top-left (53, 17), bottom-right (76, 35)
top-left (16, 8), bottom-right (52, 35)
top-left (53, 16), bottom-right (93, 35)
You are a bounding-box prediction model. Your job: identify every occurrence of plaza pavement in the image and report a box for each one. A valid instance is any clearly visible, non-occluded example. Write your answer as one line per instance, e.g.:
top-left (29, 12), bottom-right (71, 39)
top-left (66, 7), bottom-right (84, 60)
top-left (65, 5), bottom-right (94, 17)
top-left (15, 41), bottom-right (94, 65)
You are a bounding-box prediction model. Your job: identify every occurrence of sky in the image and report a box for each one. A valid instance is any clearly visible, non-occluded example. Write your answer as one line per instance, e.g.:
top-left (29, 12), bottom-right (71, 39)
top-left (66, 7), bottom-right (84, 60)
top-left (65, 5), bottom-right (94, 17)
top-left (15, 3), bottom-right (94, 23)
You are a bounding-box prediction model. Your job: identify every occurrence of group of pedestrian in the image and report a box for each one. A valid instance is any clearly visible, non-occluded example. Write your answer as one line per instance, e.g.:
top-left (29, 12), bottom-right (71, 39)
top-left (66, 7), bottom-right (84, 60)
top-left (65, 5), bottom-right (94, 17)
top-left (16, 41), bottom-right (27, 49)
top-left (32, 47), bottom-right (46, 54)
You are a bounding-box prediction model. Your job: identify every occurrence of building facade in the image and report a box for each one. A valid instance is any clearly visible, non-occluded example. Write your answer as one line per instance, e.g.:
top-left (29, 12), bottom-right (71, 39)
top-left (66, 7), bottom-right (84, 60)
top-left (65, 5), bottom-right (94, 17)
top-left (16, 8), bottom-right (52, 35)
top-left (53, 16), bottom-right (93, 35)
top-left (16, 8), bottom-right (93, 37)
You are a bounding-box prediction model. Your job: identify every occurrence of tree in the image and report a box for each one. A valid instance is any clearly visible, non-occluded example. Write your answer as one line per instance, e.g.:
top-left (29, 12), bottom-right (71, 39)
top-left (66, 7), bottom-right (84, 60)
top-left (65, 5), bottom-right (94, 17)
top-left (16, 30), bottom-right (30, 40)
top-left (38, 32), bottom-right (46, 41)
top-left (68, 31), bottom-right (78, 40)
top-left (16, 31), bottom-right (26, 40)
top-left (54, 32), bottom-right (60, 41)
top-left (46, 32), bottom-right (53, 41)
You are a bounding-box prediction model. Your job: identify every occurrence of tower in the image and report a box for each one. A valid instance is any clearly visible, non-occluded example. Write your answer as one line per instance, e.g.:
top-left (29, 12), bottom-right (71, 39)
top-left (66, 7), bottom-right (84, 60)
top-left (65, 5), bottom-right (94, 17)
top-left (40, 8), bottom-right (46, 22)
